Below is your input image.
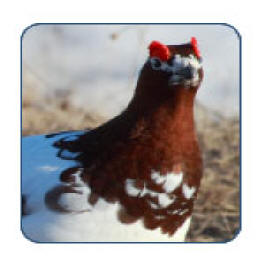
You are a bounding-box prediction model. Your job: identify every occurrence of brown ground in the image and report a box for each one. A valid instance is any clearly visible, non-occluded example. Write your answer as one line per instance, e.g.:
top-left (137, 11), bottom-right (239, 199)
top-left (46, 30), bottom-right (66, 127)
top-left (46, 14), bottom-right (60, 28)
top-left (22, 87), bottom-right (240, 243)
top-left (188, 107), bottom-right (240, 242)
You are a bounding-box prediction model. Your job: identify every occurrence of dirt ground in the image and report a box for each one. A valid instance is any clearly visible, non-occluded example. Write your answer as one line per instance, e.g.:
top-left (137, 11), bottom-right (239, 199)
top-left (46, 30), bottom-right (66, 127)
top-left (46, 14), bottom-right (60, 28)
top-left (22, 88), bottom-right (240, 242)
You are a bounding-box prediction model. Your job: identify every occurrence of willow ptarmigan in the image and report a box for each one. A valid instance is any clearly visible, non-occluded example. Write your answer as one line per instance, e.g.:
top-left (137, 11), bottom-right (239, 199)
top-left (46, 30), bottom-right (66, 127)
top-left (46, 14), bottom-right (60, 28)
top-left (22, 38), bottom-right (204, 242)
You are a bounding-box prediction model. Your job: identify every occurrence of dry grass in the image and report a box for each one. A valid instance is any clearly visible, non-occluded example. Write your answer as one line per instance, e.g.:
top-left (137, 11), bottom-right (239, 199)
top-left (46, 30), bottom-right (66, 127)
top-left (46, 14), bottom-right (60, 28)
top-left (22, 87), bottom-right (103, 135)
top-left (22, 88), bottom-right (240, 242)
top-left (187, 111), bottom-right (240, 242)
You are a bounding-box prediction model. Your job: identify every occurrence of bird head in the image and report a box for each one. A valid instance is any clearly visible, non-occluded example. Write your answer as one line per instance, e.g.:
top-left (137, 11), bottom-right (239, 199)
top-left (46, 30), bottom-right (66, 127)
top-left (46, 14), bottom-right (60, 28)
top-left (139, 38), bottom-right (203, 92)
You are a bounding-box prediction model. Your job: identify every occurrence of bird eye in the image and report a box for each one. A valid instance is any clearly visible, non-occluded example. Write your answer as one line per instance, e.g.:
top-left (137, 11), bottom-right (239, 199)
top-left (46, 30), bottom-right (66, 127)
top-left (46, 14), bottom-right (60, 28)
top-left (150, 58), bottom-right (162, 70)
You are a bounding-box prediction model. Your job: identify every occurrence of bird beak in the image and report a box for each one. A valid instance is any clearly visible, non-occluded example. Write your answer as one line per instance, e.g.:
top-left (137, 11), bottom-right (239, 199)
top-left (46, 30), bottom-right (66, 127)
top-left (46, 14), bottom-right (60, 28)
top-left (168, 66), bottom-right (195, 86)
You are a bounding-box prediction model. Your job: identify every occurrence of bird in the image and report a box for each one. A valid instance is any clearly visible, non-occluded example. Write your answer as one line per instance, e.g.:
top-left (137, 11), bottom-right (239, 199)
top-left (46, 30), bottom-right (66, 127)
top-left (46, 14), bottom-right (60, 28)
top-left (21, 37), bottom-right (204, 242)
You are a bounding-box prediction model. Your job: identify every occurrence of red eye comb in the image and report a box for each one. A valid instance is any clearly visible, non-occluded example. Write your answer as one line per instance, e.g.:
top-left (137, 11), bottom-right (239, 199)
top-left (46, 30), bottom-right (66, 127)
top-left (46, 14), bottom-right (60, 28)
top-left (148, 41), bottom-right (171, 61)
top-left (191, 37), bottom-right (201, 58)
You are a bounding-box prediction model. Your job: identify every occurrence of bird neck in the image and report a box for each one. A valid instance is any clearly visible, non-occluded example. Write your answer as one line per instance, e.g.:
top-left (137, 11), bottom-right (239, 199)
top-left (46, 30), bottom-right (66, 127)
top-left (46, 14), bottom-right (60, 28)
top-left (126, 86), bottom-right (197, 143)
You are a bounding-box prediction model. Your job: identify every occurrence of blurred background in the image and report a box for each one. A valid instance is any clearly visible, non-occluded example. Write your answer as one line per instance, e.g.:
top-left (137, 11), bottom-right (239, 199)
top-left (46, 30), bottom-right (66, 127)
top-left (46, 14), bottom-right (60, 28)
top-left (22, 24), bottom-right (240, 242)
